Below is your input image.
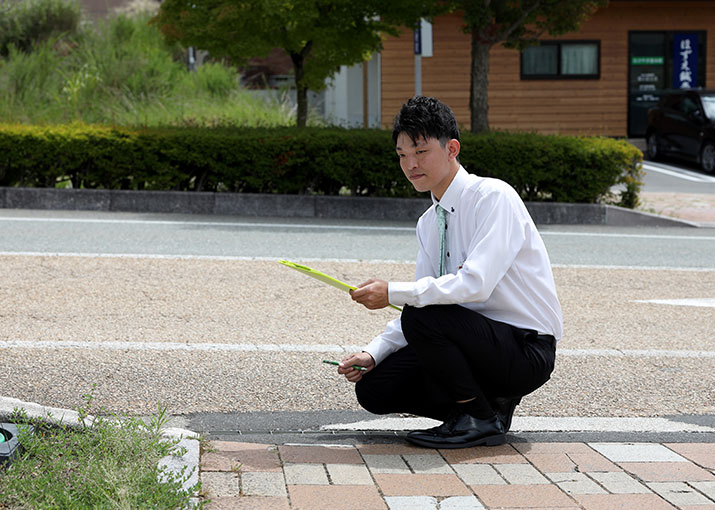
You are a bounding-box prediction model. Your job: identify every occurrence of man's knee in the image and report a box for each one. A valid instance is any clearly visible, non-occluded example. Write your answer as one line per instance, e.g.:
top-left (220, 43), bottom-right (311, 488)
top-left (355, 378), bottom-right (392, 415)
top-left (401, 304), bottom-right (444, 342)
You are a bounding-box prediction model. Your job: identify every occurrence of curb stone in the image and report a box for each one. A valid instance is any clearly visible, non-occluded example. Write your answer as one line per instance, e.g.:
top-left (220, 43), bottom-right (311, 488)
top-left (0, 395), bottom-right (93, 428)
top-left (0, 186), bottom-right (700, 227)
top-left (159, 427), bottom-right (202, 508)
top-left (0, 396), bottom-right (201, 507)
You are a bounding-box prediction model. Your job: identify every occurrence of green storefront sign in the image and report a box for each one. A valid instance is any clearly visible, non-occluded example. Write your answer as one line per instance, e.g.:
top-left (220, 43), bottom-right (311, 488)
top-left (631, 56), bottom-right (665, 65)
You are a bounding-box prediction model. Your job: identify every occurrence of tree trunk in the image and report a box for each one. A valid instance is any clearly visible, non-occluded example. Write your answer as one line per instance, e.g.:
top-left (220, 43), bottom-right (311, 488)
top-left (469, 31), bottom-right (491, 133)
top-left (290, 52), bottom-right (308, 128)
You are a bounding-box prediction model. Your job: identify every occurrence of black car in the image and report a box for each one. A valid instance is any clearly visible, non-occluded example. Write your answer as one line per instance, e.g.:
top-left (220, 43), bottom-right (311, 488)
top-left (645, 89), bottom-right (715, 173)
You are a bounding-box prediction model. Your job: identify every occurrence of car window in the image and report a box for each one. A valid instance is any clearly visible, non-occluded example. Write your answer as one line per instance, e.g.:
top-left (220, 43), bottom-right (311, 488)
top-left (663, 95), bottom-right (682, 108)
top-left (701, 96), bottom-right (715, 120)
top-left (676, 96), bottom-right (699, 116)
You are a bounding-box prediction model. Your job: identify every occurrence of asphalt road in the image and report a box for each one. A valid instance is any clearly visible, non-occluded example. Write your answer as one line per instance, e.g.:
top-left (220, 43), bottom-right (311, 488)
top-left (641, 158), bottom-right (715, 194)
top-left (0, 209), bottom-right (713, 269)
top-left (0, 208), bottom-right (713, 441)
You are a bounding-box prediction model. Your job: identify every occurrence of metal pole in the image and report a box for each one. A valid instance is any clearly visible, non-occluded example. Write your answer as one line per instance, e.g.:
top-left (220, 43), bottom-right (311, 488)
top-left (363, 61), bottom-right (369, 128)
top-left (414, 23), bottom-right (422, 96)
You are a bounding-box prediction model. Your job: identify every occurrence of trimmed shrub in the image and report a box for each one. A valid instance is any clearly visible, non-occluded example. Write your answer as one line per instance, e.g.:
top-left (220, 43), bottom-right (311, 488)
top-left (0, 124), bottom-right (644, 206)
top-left (460, 131), bottom-right (644, 207)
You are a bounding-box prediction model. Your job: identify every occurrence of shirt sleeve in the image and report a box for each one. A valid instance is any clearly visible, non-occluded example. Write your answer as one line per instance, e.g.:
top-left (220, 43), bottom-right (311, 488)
top-left (389, 187), bottom-right (527, 307)
top-left (362, 316), bottom-right (406, 366)
top-left (362, 217), bottom-right (433, 366)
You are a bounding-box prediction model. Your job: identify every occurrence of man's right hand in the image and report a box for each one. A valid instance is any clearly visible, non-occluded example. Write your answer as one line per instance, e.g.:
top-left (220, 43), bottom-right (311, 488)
top-left (337, 352), bottom-right (375, 383)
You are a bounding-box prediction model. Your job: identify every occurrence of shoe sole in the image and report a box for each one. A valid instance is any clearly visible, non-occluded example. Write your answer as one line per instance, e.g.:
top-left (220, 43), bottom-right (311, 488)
top-left (405, 433), bottom-right (506, 449)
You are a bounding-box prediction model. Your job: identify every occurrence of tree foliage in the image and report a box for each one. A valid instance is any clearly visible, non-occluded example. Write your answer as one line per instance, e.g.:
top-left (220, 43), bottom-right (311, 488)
top-left (449, 0), bottom-right (608, 132)
top-left (153, 0), bottom-right (438, 127)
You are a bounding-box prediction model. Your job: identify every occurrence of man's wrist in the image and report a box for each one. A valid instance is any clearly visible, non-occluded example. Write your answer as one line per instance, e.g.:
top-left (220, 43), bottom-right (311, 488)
top-left (388, 281), bottom-right (412, 307)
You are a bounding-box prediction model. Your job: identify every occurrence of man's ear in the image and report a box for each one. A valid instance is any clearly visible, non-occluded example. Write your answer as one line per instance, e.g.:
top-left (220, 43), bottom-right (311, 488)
top-left (447, 139), bottom-right (460, 161)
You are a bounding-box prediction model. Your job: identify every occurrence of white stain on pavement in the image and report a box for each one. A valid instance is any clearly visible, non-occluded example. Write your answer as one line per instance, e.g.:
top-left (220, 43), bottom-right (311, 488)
top-left (321, 416), bottom-right (715, 433)
top-left (634, 298), bottom-right (715, 308)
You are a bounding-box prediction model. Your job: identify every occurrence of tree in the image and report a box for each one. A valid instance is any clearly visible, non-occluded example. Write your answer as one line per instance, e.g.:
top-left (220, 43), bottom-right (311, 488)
top-left (450, 0), bottom-right (607, 132)
top-left (153, 0), bottom-right (438, 127)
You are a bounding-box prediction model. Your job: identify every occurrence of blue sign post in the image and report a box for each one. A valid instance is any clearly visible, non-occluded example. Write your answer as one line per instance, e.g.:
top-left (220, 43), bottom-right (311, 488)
top-left (414, 23), bottom-right (422, 95)
top-left (673, 33), bottom-right (698, 89)
top-left (414, 24), bottom-right (422, 55)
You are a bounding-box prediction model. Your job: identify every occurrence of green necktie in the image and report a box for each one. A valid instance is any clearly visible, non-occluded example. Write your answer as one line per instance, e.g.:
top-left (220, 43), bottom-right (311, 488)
top-left (436, 205), bottom-right (447, 276)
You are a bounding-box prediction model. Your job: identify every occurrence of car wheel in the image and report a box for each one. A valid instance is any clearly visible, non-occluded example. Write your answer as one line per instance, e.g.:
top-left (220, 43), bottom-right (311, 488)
top-left (646, 133), bottom-right (660, 161)
top-left (701, 141), bottom-right (715, 173)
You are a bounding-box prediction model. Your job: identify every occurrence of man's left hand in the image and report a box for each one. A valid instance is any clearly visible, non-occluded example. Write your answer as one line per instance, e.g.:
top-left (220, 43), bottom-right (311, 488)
top-left (350, 278), bottom-right (389, 309)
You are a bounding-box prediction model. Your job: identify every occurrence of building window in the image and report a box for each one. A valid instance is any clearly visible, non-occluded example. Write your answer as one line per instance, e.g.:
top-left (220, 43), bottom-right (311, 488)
top-left (521, 41), bottom-right (600, 79)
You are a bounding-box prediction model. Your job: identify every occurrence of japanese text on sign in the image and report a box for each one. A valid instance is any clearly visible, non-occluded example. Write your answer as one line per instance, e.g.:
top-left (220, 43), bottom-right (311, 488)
top-left (673, 33), bottom-right (698, 89)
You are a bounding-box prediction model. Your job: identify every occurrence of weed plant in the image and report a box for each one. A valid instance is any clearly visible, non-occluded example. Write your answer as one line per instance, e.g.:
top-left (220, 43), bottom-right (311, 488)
top-left (0, 388), bottom-right (201, 509)
top-left (0, 0), bottom-right (81, 56)
top-left (0, 2), bottom-right (297, 127)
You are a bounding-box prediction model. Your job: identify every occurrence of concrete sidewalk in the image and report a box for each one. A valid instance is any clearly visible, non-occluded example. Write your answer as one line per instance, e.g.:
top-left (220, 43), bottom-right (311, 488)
top-left (639, 191), bottom-right (715, 227)
top-left (198, 438), bottom-right (715, 509)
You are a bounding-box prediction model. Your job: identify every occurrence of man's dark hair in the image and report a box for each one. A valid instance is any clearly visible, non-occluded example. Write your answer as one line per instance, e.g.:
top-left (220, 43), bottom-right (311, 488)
top-left (392, 96), bottom-right (460, 147)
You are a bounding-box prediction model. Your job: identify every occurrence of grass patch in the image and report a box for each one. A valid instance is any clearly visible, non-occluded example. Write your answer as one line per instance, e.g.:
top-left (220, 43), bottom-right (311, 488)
top-left (0, 390), bottom-right (201, 509)
top-left (0, 3), bottom-right (301, 127)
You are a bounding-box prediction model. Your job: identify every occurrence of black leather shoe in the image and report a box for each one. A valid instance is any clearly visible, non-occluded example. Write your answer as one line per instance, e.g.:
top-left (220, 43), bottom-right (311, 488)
top-left (406, 412), bottom-right (506, 449)
top-left (490, 396), bottom-right (521, 433)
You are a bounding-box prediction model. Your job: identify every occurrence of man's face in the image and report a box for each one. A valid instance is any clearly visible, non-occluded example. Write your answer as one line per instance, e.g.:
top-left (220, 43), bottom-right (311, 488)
top-left (395, 133), bottom-right (458, 200)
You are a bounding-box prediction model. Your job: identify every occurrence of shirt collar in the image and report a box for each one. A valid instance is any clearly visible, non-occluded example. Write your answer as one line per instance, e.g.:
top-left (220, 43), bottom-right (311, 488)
top-left (431, 165), bottom-right (468, 215)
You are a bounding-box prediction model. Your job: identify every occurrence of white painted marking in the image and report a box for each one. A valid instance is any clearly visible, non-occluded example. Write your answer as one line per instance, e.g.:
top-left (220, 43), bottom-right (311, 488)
top-left (634, 298), bottom-right (715, 308)
top-left (0, 340), bottom-right (339, 352)
top-left (0, 216), bottom-right (415, 232)
top-left (1, 251), bottom-right (713, 272)
top-left (2, 215), bottom-right (715, 241)
top-left (322, 416), bottom-right (440, 431)
top-left (515, 417), bottom-right (714, 433)
top-left (541, 231), bottom-right (715, 241)
top-left (558, 349), bottom-right (715, 358)
top-left (283, 443), bottom-right (356, 448)
top-left (551, 263), bottom-right (714, 272)
top-left (0, 251), bottom-right (413, 265)
top-left (642, 162), bottom-right (715, 183)
top-left (0, 340), bottom-right (712, 358)
top-left (321, 416), bottom-right (715, 433)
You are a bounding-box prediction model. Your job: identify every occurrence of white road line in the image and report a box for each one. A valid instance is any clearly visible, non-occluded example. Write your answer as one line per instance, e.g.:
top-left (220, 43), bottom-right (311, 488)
top-left (541, 231), bottom-right (715, 241)
top-left (2, 215), bottom-right (715, 241)
top-left (321, 416), bottom-right (715, 433)
top-left (0, 216), bottom-right (416, 232)
top-left (557, 349), bottom-right (715, 358)
top-left (634, 298), bottom-right (715, 308)
top-left (642, 162), bottom-right (715, 183)
top-left (1, 252), bottom-right (714, 271)
top-left (1, 340), bottom-right (713, 358)
top-left (0, 251), bottom-right (283, 261)
top-left (550, 263), bottom-right (714, 272)
top-left (0, 251), bottom-right (414, 264)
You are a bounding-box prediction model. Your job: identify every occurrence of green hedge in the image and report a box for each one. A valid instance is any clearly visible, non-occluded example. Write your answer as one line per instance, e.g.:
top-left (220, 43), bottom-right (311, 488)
top-left (0, 124), bottom-right (643, 207)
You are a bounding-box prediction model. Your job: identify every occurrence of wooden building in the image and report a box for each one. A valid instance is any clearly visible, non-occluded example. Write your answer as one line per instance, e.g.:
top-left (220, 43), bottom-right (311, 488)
top-left (378, 1), bottom-right (715, 138)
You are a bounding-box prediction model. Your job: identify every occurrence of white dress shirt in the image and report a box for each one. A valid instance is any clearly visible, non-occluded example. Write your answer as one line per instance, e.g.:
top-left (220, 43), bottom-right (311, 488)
top-left (364, 166), bottom-right (563, 366)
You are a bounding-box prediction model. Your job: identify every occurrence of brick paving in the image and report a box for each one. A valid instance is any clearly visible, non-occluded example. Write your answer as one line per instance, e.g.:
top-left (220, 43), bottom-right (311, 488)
top-left (639, 191), bottom-right (715, 226)
top-left (198, 440), bottom-right (715, 509)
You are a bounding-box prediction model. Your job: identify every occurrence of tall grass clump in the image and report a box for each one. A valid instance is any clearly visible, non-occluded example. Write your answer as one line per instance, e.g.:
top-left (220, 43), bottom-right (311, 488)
top-left (0, 394), bottom-right (201, 509)
top-left (0, 0), bottom-right (81, 56)
top-left (0, 2), bottom-right (297, 127)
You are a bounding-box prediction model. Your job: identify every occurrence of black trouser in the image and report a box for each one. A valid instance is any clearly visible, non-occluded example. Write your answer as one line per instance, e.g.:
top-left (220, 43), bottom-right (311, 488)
top-left (355, 304), bottom-right (556, 421)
